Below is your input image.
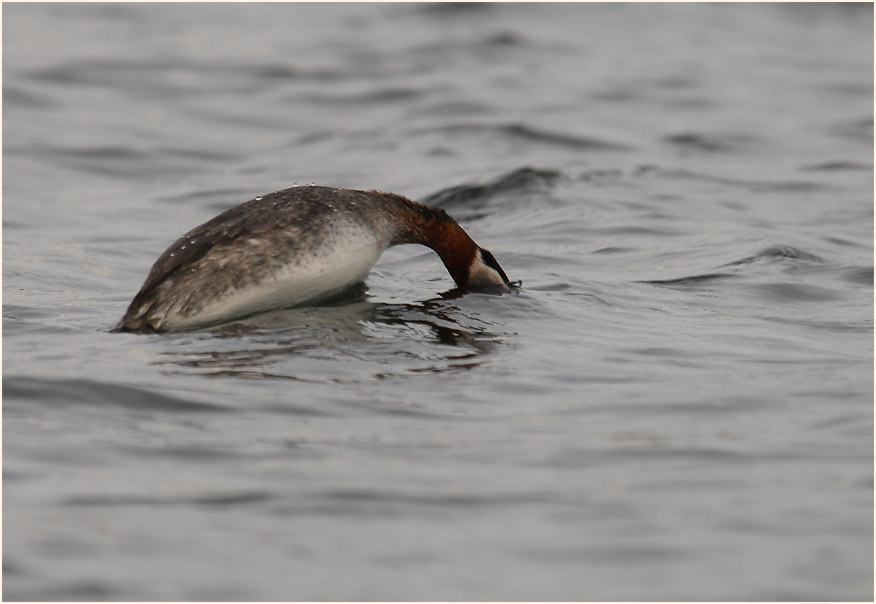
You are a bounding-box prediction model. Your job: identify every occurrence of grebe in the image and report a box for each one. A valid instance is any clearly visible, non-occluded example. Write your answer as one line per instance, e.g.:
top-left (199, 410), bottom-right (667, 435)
top-left (115, 185), bottom-right (512, 333)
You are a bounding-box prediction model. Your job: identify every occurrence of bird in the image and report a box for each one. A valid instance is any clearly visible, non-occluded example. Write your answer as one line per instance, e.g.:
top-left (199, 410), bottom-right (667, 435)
top-left (115, 185), bottom-right (513, 333)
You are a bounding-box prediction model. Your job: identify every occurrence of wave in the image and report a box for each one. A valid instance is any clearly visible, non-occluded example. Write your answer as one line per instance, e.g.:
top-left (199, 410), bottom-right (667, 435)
top-left (412, 121), bottom-right (632, 152)
top-left (719, 244), bottom-right (825, 267)
top-left (633, 166), bottom-right (833, 194)
top-left (4, 376), bottom-right (226, 412)
top-left (420, 166), bottom-right (561, 208)
top-left (641, 273), bottom-right (736, 288)
top-left (642, 245), bottom-right (871, 302)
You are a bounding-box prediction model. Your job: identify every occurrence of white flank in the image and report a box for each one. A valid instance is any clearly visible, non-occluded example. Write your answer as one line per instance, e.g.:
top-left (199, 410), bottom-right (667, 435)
top-left (161, 229), bottom-right (385, 331)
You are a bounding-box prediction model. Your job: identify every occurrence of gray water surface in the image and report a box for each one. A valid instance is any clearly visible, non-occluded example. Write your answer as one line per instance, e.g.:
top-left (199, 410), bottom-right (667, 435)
top-left (3, 3), bottom-right (873, 601)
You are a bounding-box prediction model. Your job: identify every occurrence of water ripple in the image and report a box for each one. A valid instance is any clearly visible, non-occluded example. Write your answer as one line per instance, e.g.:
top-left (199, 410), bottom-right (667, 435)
top-left (721, 245), bottom-right (825, 267)
top-left (64, 491), bottom-right (274, 507)
top-left (635, 166), bottom-right (834, 193)
top-left (421, 166), bottom-right (561, 208)
top-left (750, 282), bottom-right (842, 303)
top-left (664, 132), bottom-right (756, 154)
top-left (5, 376), bottom-right (226, 412)
top-left (641, 273), bottom-right (736, 289)
top-left (414, 122), bottom-right (632, 152)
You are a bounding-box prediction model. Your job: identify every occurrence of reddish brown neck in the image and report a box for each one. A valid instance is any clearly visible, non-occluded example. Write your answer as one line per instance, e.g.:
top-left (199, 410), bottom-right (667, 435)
top-left (388, 198), bottom-right (478, 287)
top-left (421, 220), bottom-right (479, 287)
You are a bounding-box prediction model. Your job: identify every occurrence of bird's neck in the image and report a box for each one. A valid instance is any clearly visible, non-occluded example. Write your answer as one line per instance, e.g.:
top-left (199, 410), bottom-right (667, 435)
top-left (388, 196), bottom-right (478, 287)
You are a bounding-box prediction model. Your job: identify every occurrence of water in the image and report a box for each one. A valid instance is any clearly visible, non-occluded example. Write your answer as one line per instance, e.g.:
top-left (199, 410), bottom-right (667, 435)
top-left (3, 3), bottom-right (873, 601)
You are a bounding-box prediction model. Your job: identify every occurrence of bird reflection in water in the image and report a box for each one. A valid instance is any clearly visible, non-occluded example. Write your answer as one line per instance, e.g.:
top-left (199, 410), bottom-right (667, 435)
top-left (152, 293), bottom-right (506, 380)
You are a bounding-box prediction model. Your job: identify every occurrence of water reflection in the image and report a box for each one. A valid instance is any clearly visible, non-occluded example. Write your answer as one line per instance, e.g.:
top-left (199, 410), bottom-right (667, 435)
top-left (152, 294), bottom-right (506, 380)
